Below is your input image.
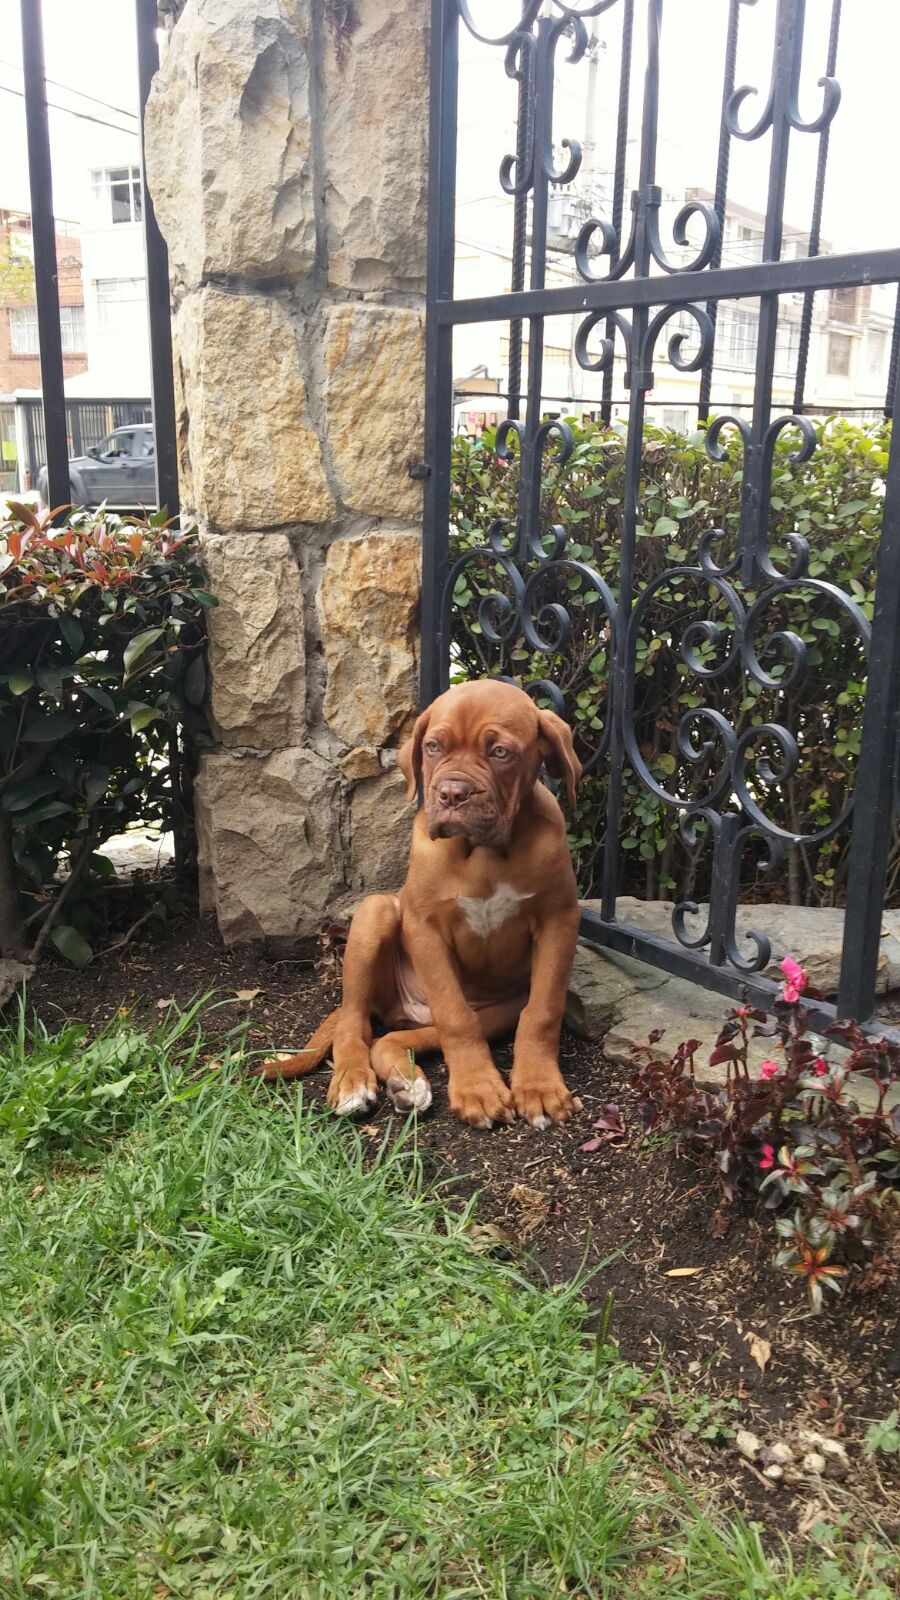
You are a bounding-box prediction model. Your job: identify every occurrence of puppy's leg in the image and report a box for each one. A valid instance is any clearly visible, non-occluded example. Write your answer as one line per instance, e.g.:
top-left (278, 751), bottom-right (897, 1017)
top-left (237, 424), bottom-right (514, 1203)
top-left (371, 999), bottom-right (524, 1116)
top-left (326, 894), bottom-right (401, 1117)
top-left (370, 1027), bottom-right (437, 1113)
top-left (511, 907), bottom-right (581, 1128)
top-left (400, 916), bottom-right (515, 1127)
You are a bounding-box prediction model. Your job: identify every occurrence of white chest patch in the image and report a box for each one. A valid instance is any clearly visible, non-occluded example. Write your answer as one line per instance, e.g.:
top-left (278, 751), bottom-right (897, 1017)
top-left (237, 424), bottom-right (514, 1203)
top-left (457, 884), bottom-right (533, 939)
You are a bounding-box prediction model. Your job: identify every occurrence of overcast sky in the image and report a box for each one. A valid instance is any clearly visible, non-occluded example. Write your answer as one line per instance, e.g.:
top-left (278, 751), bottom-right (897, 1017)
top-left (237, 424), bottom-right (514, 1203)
top-left (0, 0), bottom-right (895, 261)
top-left (0, 0), bottom-right (140, 221)
top-left (457, 0), bottom-right (899, 257)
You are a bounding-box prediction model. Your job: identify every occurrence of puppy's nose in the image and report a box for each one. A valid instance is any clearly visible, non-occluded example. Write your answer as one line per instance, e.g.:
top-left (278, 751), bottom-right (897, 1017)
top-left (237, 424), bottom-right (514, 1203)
top-left (438, 777), bottom-right (474, 809)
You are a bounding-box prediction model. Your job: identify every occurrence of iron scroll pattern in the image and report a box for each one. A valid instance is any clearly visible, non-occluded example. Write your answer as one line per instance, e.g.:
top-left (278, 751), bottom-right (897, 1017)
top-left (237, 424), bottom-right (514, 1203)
top-left (446, 0), bottom-right (872, 981)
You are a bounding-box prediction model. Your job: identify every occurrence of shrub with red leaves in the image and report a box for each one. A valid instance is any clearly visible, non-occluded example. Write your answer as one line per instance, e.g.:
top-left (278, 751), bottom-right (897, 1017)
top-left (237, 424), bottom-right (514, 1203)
top-left (0, 502), bottom-right (211, 968)
top-left (629, 966), bottom-right (900, 1311)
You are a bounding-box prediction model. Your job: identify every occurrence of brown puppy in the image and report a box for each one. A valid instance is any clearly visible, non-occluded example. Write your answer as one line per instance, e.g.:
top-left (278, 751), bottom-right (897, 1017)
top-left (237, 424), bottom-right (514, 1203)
top-left (257, 680), bottom-right (583, 1128)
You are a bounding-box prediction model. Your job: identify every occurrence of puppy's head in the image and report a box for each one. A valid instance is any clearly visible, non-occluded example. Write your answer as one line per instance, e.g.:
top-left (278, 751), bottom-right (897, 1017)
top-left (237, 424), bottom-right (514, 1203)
top-left (397, 680), bottom-right (580, 849)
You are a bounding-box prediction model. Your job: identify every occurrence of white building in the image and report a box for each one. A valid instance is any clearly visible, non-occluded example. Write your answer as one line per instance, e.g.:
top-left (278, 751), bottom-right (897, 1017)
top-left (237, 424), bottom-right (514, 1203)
top-left (451, 16), bottom-right (897, 439)
top-left (73, 159), bottom-right (151, 399)
top-left (1, 0), bottom-right (150, 408)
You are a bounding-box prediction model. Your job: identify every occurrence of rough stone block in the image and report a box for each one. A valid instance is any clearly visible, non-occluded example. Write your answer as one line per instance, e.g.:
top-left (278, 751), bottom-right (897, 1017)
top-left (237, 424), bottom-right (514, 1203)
top-left (322, 0), bottom-right (428, 292)
top-left (175, 289), bottom-right (334, 531)
top-left (202, 533), bottom-right (305, 749)
top-left (145, 0), bottom-right (316, 285)
top-left (195, 747), bottom-right (343, 944)
top-left (319, 528), bottom-right (420, 746)
top-left (323, 305), bottom-right (425, 517)
top-left (348, 766), bottom-right (413, 894)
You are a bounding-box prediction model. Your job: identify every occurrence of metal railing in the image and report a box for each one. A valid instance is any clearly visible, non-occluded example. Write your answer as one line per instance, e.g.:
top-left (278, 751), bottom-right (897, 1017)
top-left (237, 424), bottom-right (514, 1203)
top-left (18, 398), bottom-right (152, 489)
top-left (18, 0), bottom-right (178, 519)
top-left (422, 0), bottom-right (900, 1033)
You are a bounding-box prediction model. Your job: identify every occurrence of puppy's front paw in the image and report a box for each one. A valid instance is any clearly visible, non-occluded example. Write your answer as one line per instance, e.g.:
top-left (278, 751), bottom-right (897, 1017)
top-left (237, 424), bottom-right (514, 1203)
top-left (448, 1067), bottom-right (515, 1129)
top-left (327, 1063), bottom-right (379, 1117)
top-left (386, 1071), bottom-right (433, 1113)
top-left (511, 1066), bottom-right (580, 1129)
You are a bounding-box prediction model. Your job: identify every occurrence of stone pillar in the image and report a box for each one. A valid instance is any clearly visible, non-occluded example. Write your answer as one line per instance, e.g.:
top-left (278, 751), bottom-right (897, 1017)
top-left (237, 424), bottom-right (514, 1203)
top-left (144, 0), bottom-right (427, 943)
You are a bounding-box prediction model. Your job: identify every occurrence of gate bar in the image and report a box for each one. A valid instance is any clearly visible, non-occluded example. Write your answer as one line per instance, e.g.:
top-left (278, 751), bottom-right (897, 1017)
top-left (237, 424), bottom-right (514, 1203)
top-left (438, 245), bottom-right (900, 325)
top-left (420, 0), bottom-right (459, 705)
top-left (600, 0), bottom-right (634, 424)
top-left (887, 284), bottom-right (900, 422)
top-left (794, 0), bottom-right (841, 415)
top-left (136, 0), bottom-right (180, 520)
top-left (837, 386), bottom-right (900, 1022)
top-left (20, 0), bottom-right (68, 515)
top-left (698, 0), bottom-right (741, 422)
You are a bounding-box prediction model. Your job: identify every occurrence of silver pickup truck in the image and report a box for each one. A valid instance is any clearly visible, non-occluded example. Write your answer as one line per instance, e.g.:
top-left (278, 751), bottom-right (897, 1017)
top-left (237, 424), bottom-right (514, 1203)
top-left (38, 423), bottom-right (156, 511)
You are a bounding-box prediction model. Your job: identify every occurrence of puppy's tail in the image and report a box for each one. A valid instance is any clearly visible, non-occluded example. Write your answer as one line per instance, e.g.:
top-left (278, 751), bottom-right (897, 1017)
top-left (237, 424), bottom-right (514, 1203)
top-left (253, 1009), bottom-right (338, 1082)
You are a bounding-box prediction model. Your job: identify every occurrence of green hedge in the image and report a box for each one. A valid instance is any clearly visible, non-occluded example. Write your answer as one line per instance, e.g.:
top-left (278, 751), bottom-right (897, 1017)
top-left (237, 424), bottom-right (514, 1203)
top-left (449, 417), bottom-right (892, 905)
top-left (0, 505), bottom-right (210, 967)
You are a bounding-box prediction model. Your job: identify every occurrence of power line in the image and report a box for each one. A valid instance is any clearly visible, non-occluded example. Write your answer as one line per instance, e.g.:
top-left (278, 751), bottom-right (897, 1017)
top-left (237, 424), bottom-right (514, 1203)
top-left (0, 81), bottom-right (138, 136)
top-left (0, 57), bottom-right (138, 121)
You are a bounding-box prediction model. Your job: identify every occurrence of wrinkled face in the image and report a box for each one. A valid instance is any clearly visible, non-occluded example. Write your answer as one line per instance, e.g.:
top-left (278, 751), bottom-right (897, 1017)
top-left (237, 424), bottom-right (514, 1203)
top-left (399, 681), bottom-right (581, 851)
top-left (421, 684), bottom-right (542, 848)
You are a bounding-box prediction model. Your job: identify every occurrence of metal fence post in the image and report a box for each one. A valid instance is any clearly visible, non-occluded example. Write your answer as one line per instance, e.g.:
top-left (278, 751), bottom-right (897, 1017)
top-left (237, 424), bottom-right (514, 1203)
top-left (136, 0), bottom-right (180, 520)
top-left (836, 400), bottom-right (900, 1021)
top-left (420, 0), bottom-right (460, 706)
top-left (20, 0), bottom-right (68, 515)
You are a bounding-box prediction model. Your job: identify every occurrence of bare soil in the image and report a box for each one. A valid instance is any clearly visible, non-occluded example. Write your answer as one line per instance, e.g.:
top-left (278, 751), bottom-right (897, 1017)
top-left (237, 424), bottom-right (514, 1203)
top-left (21, 903), bottom-right (900, 1543)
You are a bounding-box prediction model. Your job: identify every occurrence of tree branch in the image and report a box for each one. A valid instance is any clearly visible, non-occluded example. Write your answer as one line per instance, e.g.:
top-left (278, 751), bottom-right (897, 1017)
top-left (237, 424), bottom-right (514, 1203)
top-left (29, 826), bottom-right (101, 963)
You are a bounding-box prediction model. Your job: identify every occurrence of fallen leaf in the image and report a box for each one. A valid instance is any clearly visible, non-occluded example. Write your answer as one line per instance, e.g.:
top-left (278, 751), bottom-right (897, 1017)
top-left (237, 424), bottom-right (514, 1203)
top-left (235, 988), bottom-right (262, 1002)
top-left (509, 1183), bottom-right (550, 1241)
top-left (156, 996), bottom-right (174, 1009)
top-left (463, 1222), bottom-right (514, 1253)
top-left (579, 1102), bottom-right (627, 1152)
top-left (663, 1266), bottom-right (704, 1277)
top-left (744, 1330), bottom-right (772, 1372)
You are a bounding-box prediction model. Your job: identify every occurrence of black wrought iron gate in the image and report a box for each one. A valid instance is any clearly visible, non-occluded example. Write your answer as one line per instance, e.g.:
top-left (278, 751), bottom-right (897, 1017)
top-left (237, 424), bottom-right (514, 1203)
top-left (421, 0), bottom-right (900, 1031)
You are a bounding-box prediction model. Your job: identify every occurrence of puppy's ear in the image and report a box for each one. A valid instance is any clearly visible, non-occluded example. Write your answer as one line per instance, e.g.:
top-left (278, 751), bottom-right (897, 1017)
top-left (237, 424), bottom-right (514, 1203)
top-left (397, 707), bottom-right (431, 803)
top-left (537, 709), bottom-right (581, 808)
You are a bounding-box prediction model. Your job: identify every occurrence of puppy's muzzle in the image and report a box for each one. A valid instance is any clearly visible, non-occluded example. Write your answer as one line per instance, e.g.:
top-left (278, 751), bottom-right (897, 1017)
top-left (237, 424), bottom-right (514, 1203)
top-left (427, 771), bottom-right (499, 842)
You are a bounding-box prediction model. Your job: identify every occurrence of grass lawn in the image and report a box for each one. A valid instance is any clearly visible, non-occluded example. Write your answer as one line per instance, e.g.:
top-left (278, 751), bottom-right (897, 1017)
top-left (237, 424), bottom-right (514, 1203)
top-left (0, 1005), bottom-right (896, 1599)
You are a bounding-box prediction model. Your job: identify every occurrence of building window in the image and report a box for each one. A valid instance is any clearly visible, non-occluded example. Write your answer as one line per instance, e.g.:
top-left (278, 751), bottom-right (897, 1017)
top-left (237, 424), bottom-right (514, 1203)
top-left (774, 319), bottom-right (799, 374)
top-left (829, 287), bottom-right (859, 326)
top-left (717, 307), bottom-right (757, 369)
top-left (91, 166), bottom-right (142, 225)
top-left (94, 277), bottom-right (147, 333)
top-left (661, 407), bottom-right (688, 432)
top-left (9, 303), bottom-right (85, 355)
top-left (866, 330), bottom-right (888, 380)
top-left (827, 333), bottom-right (852, 377)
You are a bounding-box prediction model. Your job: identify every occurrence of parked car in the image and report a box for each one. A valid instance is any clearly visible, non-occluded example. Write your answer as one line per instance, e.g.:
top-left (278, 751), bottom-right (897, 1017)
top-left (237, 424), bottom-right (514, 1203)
top-left (37, 423), bottom-right (156, 511)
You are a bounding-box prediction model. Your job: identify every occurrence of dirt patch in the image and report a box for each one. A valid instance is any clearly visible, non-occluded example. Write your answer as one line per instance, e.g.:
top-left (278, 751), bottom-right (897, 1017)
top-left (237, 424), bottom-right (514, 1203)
top-left (20, 905), bottom-right (900, 1542)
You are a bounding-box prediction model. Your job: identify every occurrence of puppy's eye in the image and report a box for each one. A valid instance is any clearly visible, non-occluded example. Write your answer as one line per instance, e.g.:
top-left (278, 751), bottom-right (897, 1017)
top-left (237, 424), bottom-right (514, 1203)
top-left (424, 739), bottom-right (442, 756)
top-left (490, 745), bottom-right (511, 760)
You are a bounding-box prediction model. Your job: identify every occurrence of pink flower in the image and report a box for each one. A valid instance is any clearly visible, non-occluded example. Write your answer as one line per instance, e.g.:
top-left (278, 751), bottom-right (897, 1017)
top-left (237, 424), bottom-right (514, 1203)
top-left (759, 1143), bottom-right (776, 1170)
top-left (813, 1056), bottom-right (828, 1076)
top-left (759, 1059), bottom-right (779, 1080)
top-left (779, 955), bottom-right (807, 1004)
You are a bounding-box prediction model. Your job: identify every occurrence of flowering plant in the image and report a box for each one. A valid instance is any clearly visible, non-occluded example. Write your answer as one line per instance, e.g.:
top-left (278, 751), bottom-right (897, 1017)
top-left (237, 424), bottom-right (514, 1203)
top-left (630, 959), bottom-right (900, 1310)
